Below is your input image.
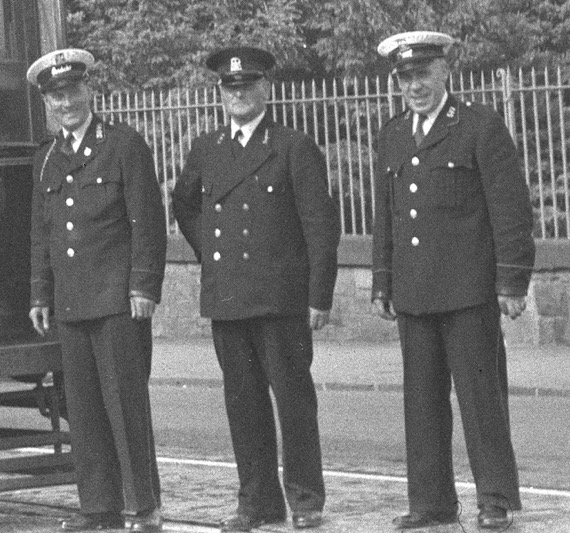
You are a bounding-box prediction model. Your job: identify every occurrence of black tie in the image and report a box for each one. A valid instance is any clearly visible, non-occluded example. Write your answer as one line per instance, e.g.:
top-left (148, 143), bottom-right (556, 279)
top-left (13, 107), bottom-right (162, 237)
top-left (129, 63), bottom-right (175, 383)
top-left (414, 114), bottom-right (427, 147)
top-left (233, 129), bottom-right (244, 148)
top-left (61, 133), bottom-right (75, 157)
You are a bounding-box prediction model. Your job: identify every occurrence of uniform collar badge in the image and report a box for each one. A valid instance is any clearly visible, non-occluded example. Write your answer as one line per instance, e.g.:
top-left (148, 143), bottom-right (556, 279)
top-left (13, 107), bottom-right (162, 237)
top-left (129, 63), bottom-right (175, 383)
top-left (446, 106), bottom-right (456, 118)
top-left (95, 122), bottom-right (104, 141)
top-left (217, 132), bottom-right (225, 144)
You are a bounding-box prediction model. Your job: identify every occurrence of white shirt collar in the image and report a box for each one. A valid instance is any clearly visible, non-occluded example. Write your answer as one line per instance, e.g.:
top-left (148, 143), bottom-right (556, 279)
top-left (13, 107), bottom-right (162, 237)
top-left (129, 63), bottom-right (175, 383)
top-left (413, 92), bottom-right (448, 135)
top-left (231, 111), bottom-right (266, 147)
top-left (62, 112), bottom-right (93, 152)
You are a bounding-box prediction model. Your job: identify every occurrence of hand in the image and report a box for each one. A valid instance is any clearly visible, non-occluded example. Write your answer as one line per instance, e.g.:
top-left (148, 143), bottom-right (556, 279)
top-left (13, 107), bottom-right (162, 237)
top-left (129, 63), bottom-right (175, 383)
top-left (372, 298), bottom-right (397, 321)
top-left (309, 308), bottom-right (330, 330)
top-left (29, 306), bottom-right (50, 336)
top-left (130, 296), bottom-right (156, 320)
top-left (498, 295), bottom-right (527, 320)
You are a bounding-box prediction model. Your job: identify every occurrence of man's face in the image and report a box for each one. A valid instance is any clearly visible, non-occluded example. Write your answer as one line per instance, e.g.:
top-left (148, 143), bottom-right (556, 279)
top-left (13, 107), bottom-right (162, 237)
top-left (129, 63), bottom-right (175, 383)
top-left (42, 80), bottom-right (92, 132)
top-left (397, 59), bottom-right (449, 115)
top-left (219, 78), bottom-right (269, 125)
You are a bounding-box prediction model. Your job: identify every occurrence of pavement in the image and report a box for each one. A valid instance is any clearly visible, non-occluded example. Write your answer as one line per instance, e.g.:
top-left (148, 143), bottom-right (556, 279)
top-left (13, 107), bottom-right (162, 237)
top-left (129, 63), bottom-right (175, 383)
top-left (1, 337), bottom-right (569, 532)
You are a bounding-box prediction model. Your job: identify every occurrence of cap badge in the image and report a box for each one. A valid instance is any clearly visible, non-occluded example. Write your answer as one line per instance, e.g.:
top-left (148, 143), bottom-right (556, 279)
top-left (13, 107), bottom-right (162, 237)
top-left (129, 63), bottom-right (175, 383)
top-left (230, 57), bottom-right (242, 72)
top-left (54, 52), bottom-right (66, 65)
top-left (51, 64), bottom-right (72, 77)
top-left (398, 44), bottom-right (413, 60)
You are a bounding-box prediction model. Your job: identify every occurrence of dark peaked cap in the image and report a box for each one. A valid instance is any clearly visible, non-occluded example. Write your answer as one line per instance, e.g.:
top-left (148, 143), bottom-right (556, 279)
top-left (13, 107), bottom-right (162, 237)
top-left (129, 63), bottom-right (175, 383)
top-left (206, 46), bottom-right (275, 86)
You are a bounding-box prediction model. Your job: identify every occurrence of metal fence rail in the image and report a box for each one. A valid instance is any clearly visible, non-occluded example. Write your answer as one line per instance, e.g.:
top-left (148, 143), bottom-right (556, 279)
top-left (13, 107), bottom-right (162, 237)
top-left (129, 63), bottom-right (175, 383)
top-left (93, 66), bottom-right (570, 239)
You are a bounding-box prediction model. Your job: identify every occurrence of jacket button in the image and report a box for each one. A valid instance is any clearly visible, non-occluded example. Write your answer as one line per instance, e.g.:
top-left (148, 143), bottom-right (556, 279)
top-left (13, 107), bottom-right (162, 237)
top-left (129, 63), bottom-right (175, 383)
top-left (411, 157), bottom-right (419, 166)
top-left (448, 161), bottom-right (455, 168)
top-left (243, 203), bottom-right (249, 211)
top-left (409, 183), bottom-right (418, 193)
top-left (66, 198), bottom-right (74, 206)
top-left (410, 209), bottom-right (417, 219)
top-left (67, 248), bottom-right (75, 257)
top-left (214, 228), bottom-right (221, 237)
top-left (243, 252), bottom-right (250, 260)
top-left (267, 186), bottom-right (273, 193)
top-left (411, 237), bottom-right (419, 246)
top-left (66, 222), bottom-right (74, 230)
top-left (243, 228), bottom-right (249, 237)
top-left (215, 203), bottom-right (222, 212)
top-left (96, 177), bottom-right (103, 184)
top-left (66, 175), bottom-right (74, 183)
top-left (213, 252), bottom-right (221, 261)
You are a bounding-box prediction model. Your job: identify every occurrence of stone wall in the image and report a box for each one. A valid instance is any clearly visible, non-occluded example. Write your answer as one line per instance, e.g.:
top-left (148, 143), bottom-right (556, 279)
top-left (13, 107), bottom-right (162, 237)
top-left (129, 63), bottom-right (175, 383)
top-left (153, 261), bottom-right (570, 346)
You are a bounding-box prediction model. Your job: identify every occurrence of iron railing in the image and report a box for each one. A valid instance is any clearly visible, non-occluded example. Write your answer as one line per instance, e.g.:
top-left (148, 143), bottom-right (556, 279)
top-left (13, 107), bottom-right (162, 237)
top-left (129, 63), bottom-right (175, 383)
top-left (93, 66), bottom-right (570, 239)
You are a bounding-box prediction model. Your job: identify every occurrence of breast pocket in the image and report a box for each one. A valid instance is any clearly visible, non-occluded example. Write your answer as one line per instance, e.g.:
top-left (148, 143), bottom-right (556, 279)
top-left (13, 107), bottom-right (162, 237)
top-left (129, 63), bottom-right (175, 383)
top-left (429, 157), bottom-right (479, 208)
top-left (43, 179), bottom-right (63, 224)
top-left (79, 172), bottom-right (123, 216)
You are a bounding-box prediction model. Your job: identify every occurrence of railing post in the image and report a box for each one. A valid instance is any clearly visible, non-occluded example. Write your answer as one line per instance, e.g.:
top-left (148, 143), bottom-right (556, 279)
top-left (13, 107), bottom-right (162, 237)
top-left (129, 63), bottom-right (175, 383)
top-left (498, 67), bottom-right (517, 145)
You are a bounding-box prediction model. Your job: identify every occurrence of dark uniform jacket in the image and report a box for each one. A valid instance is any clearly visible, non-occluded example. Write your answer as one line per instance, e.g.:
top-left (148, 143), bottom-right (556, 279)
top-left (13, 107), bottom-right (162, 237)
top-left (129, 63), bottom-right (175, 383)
top-left (172, 114), bottom-right (340, 321)
top-left (372, 94), bottom-right (535, 315)
top-left (30, 115), bottom-right (166, 322)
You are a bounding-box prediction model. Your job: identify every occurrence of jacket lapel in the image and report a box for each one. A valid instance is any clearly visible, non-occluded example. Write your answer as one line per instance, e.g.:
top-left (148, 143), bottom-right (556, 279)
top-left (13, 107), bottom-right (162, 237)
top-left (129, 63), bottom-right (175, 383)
top-left (213, 115), bottom-right (276, 201)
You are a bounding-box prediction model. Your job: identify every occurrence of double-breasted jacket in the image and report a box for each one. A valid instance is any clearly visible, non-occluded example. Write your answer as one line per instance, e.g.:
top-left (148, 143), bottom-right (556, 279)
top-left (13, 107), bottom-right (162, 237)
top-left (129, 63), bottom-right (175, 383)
top-left (172, 114), bottom-right (340, 321)
top-left (372, 95), bottom-right (535, 315)
top-left (30, 116), bottom-right (166, 322)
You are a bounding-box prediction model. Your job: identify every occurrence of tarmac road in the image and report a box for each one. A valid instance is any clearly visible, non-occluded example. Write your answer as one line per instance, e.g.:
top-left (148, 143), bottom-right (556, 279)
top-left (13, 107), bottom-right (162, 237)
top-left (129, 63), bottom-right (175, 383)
top-left (1, 337), bottom-right (569, 531)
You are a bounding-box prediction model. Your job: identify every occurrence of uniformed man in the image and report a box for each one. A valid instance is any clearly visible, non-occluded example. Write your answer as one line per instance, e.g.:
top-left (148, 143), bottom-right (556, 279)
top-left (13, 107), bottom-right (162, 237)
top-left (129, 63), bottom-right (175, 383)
top-left (27, 49), bottom-right (166, 532)
top-left (172, 46), bottom-right (340, 531)
top-left (372, 32), bottom-right (535, 530)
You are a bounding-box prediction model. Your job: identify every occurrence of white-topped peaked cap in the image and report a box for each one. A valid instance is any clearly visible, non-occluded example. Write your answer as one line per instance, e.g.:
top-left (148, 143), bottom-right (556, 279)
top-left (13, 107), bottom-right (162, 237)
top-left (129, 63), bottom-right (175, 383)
top-left (377, 31), bottom-right (454, 72)
top-left (27, 48), bottom-right (95, 93)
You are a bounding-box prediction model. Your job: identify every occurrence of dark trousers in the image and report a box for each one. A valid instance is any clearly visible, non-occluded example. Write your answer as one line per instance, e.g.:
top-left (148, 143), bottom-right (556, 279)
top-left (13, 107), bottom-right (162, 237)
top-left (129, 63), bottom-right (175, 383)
top-left (57, 313), bottom-right (160, 515)
top-left (397, 300), bottom-right (521, 513)
top-left (212, 315), bottom-right (325, 517)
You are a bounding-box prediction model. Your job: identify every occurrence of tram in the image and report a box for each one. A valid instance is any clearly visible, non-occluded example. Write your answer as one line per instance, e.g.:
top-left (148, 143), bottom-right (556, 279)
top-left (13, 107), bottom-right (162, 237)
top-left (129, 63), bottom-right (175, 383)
top-left (0, 0), bottom-right (73, 490)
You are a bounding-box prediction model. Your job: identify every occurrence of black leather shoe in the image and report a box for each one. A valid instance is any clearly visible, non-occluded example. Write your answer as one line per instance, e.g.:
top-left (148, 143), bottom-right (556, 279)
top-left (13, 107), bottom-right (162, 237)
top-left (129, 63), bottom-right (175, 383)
top-left (130, 508), bottom-right (162, 532)
top-left (478, 505), bottom-right (509, 529)
top-left (393, 511), bottom-right (457, 530)
top-left (61, 512), bottom-right (124, 531)
top-left (220, 512), bottom-right (286, 531)
top-left (292, 511), bottom-right (323, 529)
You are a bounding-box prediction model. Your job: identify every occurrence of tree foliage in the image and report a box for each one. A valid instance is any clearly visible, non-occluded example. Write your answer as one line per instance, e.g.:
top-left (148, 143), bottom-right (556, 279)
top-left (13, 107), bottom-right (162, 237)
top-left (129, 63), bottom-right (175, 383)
top-left (65, 0), bottom-right (570, 91)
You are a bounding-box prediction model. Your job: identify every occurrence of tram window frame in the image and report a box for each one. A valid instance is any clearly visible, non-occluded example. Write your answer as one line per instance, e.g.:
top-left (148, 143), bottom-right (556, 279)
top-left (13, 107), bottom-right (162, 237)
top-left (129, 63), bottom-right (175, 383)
top-left (0, 0), bottom-right (44, 149)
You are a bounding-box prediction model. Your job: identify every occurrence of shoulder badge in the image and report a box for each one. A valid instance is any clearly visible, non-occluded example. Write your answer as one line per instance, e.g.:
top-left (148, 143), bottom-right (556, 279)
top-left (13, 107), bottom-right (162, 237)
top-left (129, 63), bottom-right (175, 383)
top-left (262, 128), bottom-right (269, 145)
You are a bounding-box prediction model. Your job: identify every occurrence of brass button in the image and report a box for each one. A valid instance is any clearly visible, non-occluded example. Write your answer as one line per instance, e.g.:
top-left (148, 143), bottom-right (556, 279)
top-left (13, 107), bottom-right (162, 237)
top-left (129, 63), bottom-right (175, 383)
top-left (411, 237), bottom-right (419, 246)
top-left (66, 198), bottom-right (74, 207)
top-left (67, 248), bottom-right (75, 257)
top-left (213, 252), bottom-right (221, 261)
top-left (411, 157), bottom-right (419, 166)
top-left (243, 229), bottom-right (249, 237)
top-left (243, 252), bottom-right (250, 260)
top-left (215, 203), bottom-right (222, 213)
top-left (66, 222), bottom-right (74, 230)
top-left (243, 203), bottom-right (249, 211)
top-left (410, 209), bottom-right (417, 219)
top-left (66, 175), bottom-right (74, 183)
top-left (214, 228), bottom-right (221, 237)
top-left (409, 183), bottom-right (418, 193)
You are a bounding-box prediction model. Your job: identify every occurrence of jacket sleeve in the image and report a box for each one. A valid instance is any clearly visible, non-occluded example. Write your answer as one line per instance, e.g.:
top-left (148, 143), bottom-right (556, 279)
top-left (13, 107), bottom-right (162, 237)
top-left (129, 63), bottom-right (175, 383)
top-left (172, 140), bottom-right (204, 263)
top-left (371, 127), bottom-right (393, 301)
top-left (30, 142), bottom-right (55, 309)
top-left (289, 134), bottom-right (340, 311)
top-left (121, 130), bottom-right (167, 303)
top-left (475, 109), bottom-right (535, 296)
